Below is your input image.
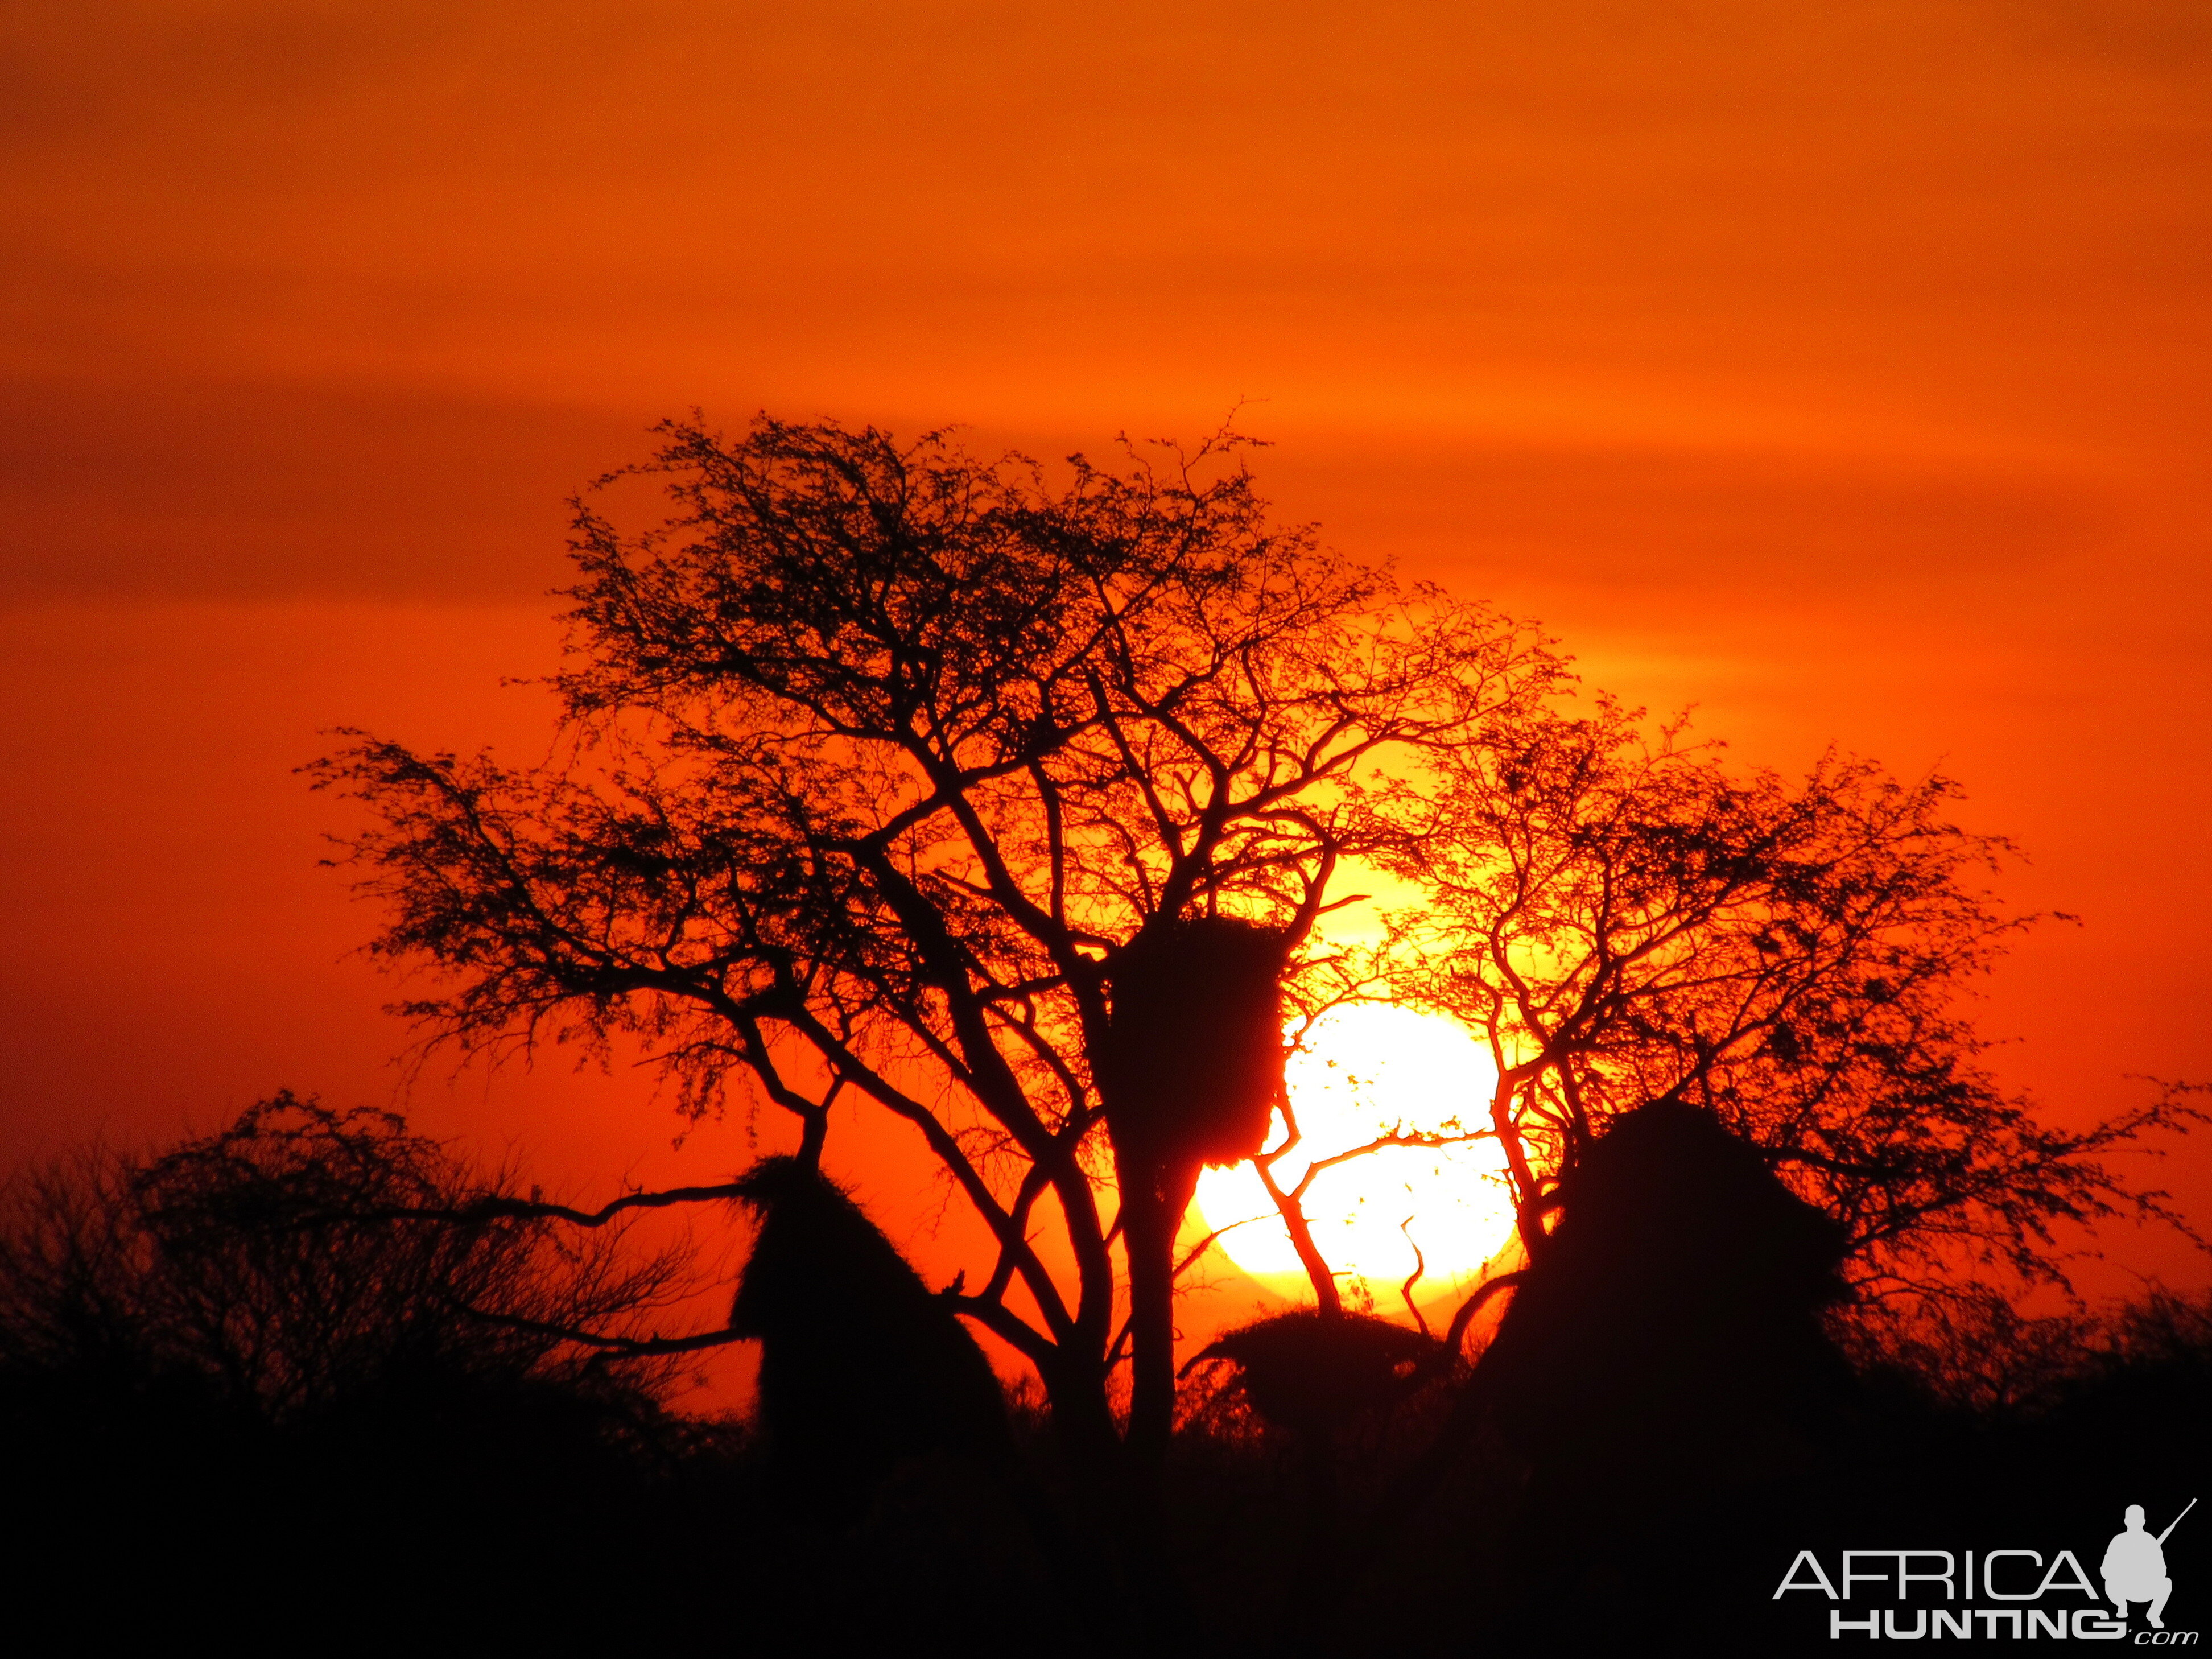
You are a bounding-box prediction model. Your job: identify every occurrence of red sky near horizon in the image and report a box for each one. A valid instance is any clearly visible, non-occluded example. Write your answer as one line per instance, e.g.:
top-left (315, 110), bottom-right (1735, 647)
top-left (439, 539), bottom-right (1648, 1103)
top-left (4, 2), bottom-right (2209, 1402)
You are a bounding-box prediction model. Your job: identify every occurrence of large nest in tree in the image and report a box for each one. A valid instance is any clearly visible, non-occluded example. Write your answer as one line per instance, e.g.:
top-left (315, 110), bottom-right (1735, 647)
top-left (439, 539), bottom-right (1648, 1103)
top-left (1191, 1310), bottom-right (1447, 1437)
top-left (1098, 914), bottom-right (1290, 1172)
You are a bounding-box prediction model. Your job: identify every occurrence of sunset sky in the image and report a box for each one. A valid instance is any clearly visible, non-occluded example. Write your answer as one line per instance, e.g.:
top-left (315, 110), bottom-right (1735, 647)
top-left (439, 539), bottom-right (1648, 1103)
top-left (4, 2), bottom-right (2208, 1390)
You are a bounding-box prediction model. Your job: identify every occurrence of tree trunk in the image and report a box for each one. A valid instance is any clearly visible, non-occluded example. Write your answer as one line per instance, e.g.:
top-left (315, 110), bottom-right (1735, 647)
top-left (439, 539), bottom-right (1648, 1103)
top-left (1037, 1289), bottom-right (1183, 1640)
top-left (1117, 1159), bottom-right (1184, 1468)
top-left (1037, 1348), bottom-right (1122, 1485)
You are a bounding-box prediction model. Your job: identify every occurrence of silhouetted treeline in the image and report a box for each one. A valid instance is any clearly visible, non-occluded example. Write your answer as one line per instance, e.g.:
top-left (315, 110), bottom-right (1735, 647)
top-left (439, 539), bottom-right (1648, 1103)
top-left (5, 1095), bottom-right (2203, 1652)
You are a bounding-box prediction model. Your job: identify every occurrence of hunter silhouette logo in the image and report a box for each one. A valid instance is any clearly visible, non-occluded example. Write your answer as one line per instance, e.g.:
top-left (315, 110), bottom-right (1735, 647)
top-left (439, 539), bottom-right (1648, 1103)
top-left (2107, 1500), bottom-right (2194, 1631)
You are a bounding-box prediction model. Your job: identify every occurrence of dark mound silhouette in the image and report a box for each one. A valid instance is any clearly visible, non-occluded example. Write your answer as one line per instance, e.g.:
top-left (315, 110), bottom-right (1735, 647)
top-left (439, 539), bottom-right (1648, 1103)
top-left (1473, 1096), bottom-right (1853, 1497)
top-left (1192, 1309), bottom-right (1445, 1438)
top-left (729, 1155), bottom-right (1014, 1512)
top-left (1360, 1097), bottom-right (1862, 1648)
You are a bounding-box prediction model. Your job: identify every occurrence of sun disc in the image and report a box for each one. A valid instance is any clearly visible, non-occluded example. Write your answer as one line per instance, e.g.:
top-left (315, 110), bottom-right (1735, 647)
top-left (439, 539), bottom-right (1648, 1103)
top-left (1192, 1003), bottom-right (1517, 1301)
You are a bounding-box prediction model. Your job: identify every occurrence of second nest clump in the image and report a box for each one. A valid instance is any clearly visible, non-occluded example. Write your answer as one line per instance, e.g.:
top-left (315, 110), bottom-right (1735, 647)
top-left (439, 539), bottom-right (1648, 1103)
top-left (1190, 1310), bottom-right (1450, 1437)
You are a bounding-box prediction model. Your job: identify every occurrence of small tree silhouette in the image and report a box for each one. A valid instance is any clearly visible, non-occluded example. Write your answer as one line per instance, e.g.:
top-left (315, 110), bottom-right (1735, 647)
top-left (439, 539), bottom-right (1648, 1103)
top-left (1363, 698), bottom-right (2206, 1314)
top-left (0, 1091), bottom-right (688, 1418)
top-left (0, 1093), bottom-right (716, 1639)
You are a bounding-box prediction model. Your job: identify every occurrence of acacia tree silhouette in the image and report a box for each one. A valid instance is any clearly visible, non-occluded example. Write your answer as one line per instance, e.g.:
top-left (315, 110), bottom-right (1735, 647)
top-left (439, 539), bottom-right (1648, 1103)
top-left (309, 416), bottom-right (1560, 1569)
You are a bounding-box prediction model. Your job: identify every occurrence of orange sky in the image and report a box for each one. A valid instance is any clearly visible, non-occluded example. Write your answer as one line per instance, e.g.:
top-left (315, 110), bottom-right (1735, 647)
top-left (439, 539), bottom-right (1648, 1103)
top-left (4, 2), bottom-right (2209, 1397)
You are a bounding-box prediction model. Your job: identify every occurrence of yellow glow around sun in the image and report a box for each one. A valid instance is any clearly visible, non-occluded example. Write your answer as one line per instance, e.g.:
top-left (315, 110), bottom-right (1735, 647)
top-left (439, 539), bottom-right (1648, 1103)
top-left (1192, 1003), bottom-right (1518, 1303)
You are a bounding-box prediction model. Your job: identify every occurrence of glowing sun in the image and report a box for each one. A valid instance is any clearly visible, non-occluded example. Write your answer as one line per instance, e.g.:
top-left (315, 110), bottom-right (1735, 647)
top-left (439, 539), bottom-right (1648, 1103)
top-left (1192, 1003), bottom-right (1518, 1303)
